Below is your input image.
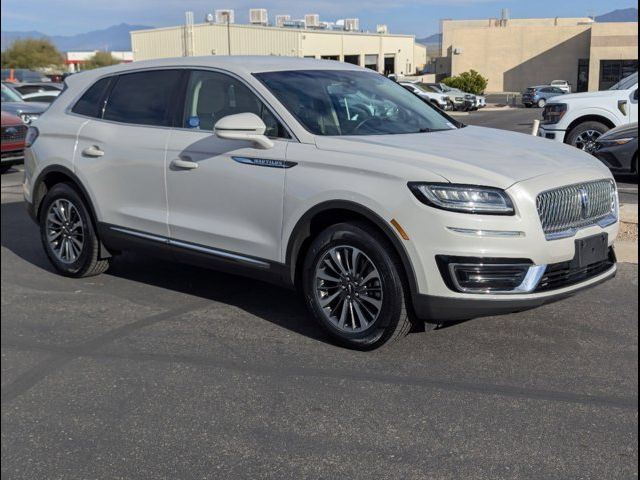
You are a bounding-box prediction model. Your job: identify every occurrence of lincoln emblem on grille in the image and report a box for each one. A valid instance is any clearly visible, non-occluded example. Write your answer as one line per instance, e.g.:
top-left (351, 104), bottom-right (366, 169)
top-left (579, 188), bottom-right (591, 220)
top-left (4, 127), bottom-right (18, 136)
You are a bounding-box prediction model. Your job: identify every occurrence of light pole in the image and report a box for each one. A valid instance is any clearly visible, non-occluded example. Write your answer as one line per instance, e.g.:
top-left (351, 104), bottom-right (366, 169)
top-left (222, 12), bottom-right (231, 55)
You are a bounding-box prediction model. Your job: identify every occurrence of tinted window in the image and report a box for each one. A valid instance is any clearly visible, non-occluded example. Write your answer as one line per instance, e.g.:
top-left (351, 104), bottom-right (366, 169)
top-left (256, 70), bottom-right (456, 136)
top-left (103, 70), bottom-right (182, 127)
top-left (71, 77), bottom-right (112, 118)
top-left (182, 70), bottom-right (288, 138)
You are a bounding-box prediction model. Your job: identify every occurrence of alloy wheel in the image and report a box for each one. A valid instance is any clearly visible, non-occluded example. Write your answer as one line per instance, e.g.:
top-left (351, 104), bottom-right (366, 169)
top-left (314, 246), bottom-right (383, 333)
top-left (45, 199), bottom-right (85, 264)
top-left (574, 129), bottom-right (602, 153)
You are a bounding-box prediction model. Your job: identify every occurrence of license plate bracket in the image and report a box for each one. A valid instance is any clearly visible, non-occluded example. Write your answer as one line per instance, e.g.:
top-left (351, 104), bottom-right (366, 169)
top-left (575, 234), bottom-right (609, 268)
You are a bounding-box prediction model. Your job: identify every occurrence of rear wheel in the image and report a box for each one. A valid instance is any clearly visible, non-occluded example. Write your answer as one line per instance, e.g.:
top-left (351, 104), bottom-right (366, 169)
top-left (566, 121), bottom-right (610, 154)
top-left (302, 222), bottom-right (411, 350)
top-left (39, 183), bottom-right (110, 277)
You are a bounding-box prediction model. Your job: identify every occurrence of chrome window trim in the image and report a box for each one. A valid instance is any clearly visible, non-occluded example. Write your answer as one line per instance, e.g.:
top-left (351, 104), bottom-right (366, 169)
top-left (65, 66), bottom-right (299, 142)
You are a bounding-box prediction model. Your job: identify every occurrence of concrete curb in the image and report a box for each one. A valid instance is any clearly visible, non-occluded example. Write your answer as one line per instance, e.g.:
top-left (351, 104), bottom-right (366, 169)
top-left (615, 240), bottom-right (638, 264)
top-left (619, 204), bottom-right (638, 225)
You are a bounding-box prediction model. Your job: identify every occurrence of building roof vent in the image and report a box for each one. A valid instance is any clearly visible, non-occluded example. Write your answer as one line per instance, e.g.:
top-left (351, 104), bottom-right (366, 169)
top-left (305, 14), bottom-right (321, 28)
top-left (275, 15), bottom-right (291, 27)
top-left (215, 9), bottom-right (235, 24)
top-left (250, 9), bottom-right (268, 25)
top-left (344, 19), bottom-right (360, 31)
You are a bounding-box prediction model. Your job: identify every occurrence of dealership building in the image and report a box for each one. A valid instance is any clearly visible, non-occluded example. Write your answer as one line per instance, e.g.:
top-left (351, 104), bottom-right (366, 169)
top-left (130, 11), bottom-right (428, 76)
top-left (436, 16), bottom-right (638, 92)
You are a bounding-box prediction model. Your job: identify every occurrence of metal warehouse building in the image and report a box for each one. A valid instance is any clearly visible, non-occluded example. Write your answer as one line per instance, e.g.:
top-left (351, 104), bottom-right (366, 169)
top-left (131, 18), bottom-right (427, 76)
top-left (437, 15), bottom-right (638, 93)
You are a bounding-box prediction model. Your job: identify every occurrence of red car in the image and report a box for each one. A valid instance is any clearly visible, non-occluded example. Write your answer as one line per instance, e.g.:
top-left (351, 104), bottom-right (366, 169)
top-left (1, 111), bottom-right (27, 174)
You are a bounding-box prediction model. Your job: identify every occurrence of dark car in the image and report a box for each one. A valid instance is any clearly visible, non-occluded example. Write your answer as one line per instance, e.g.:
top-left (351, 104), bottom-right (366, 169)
top-left (593, 122), bottom-right (638, 175)
top-left (522, 86), bottom-right (566, 108)
top-left (1, 111), bottom-right (27, 174)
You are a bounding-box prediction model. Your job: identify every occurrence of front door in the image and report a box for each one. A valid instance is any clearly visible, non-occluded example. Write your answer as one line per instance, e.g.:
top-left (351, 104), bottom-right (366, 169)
top-left (165, 70), bottom-right (291, 262)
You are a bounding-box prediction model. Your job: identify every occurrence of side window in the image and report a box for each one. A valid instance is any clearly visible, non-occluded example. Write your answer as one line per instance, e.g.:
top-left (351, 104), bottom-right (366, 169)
top-left (103, 70), bottom-right (182, 127)
top-left (182, 70), bottom-right (289, 138)
top-left (71, 77), bottom-right (112, 118)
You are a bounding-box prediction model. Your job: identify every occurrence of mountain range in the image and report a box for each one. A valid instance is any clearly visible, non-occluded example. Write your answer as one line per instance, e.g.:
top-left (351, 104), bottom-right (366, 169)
top-left (1, 23), bottom-right (152, 52)
top-left (1, 8), bottom-right (637, 52)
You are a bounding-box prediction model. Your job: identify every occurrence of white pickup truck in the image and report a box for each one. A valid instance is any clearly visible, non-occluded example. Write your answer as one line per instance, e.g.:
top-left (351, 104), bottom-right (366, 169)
top-left (538, 72), bottom-right (638, 153)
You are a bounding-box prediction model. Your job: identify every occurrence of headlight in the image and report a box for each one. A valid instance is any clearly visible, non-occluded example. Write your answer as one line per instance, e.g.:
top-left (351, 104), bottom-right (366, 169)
top-left (19, 113), bottom-right (40, 124)
top-left (408, 183), bottom-right (515, 215)
top-left (25, 126), bottom-right (39, 148)
top-left (542, 104), bottom-right (567, 125)
top-left (596, 137), bottom-right (634, 147)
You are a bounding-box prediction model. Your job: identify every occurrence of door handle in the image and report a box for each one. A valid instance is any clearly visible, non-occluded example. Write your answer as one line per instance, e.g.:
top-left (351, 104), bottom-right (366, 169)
top-left (82, 146), bottom-right (104, 157)
top-left (170, 158), bottom-right (199, 170)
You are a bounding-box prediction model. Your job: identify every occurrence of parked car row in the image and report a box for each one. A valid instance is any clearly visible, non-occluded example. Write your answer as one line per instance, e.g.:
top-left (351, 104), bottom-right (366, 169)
top-left (1, 111), bottom-right (27, 174)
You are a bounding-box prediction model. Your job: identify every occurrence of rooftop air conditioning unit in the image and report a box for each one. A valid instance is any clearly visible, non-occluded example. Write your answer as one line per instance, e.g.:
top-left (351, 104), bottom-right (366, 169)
top-left (344, 18), bottom-right (360, 31)
top-left (215, 9), bottom-right (235, 24)
top-left (250, 9), bottom-right (268, 25)
top-left (305, 14), bottom-right (320, 28)
top-left (376, 24), bottom-right (388, 34)
top-left (275, 15), bottom-right (291, 27)
top-left (205, 13), bottom-right (215, 23)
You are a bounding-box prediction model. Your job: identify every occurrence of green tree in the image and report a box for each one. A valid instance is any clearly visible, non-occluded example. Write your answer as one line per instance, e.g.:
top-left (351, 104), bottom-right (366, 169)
top-left (442, 70), bottom-right (489, 95)
top-left (1, 38), bottom-right (64, 69)
top-left (82, 51), bottom-right (121, 70)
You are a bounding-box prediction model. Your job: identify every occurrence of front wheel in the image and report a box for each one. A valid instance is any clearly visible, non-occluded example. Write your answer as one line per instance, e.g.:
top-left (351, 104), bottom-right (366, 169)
top-left (302, 222), bottom-right (411, 350)
top-left (39, 183), bottom-right (111, 277)
top-left (537, 98), bottom-right (546, 108)
top-left (566, 121), bottom-right (609, 154)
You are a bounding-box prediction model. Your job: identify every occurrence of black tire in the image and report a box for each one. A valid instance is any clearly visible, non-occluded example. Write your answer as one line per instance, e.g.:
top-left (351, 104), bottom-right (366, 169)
top-left (566, 121), bottom-right (610, 153)
top-left (537, 98), bottom-right (546, 108)
top-left (39, 183), bottom-right (110, 277)
top-left (0, 164), bottom-right (12, 174)
top-left (302, 222), bottom-right (411, 350)
top-left (524, 104), bottom-right (532, 108)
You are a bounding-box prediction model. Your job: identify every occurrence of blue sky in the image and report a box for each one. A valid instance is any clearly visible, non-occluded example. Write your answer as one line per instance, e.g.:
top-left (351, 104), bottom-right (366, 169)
top-left (1, 0), bottom-right (636, 37)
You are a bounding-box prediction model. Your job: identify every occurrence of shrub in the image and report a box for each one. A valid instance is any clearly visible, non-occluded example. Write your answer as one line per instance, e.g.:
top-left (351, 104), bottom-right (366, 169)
top-left (442, 70), bottom-right (488, 95)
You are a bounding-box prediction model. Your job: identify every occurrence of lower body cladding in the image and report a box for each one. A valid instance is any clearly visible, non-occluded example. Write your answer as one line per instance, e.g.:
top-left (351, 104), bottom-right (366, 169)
top-left (397, 169), bottom-right (620, 322)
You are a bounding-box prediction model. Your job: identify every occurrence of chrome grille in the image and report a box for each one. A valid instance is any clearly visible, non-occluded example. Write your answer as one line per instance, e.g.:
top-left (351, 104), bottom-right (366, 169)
top-left (536, 179), bottom-right (617, 240)
top-left (1, 125), bottom-right (27, 143)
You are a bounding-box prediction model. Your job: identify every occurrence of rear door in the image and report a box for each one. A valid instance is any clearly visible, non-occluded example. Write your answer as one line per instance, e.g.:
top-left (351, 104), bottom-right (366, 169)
top-left (74, 69), bottom-right (183, 238)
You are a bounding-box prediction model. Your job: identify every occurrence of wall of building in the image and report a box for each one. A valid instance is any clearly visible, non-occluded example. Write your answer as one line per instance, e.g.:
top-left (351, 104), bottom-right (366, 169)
top-left (442, 18), bottom-right (593, 92)
top-left (131, 23), bottom-right (419, 75)
top-left (588, 22), bottom-right (639, 91)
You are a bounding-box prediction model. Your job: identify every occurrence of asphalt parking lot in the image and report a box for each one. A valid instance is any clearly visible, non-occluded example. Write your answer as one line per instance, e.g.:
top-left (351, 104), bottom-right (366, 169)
top-left (1, 112), bottom-right (638, 478)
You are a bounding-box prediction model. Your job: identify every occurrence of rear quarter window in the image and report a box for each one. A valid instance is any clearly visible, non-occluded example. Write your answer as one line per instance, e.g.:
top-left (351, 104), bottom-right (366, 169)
top-left (71, 77), bottom-right (113, 118)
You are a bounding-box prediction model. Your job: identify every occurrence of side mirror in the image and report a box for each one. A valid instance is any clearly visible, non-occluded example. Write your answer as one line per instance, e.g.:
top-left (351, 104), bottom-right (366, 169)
top-left (214, 113), bottom-right (274, 150)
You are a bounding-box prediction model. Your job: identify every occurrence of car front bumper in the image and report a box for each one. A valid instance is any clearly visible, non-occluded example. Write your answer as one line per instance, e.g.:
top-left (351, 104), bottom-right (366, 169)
top-left (537, 126), bottom-right (566, 142)
top-left (392, 168), bottom-right (620, 321)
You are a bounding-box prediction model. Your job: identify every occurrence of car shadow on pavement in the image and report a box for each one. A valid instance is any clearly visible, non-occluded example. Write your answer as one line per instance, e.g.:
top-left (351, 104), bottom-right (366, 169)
top-left (0, 201), bottom-right (336, 345)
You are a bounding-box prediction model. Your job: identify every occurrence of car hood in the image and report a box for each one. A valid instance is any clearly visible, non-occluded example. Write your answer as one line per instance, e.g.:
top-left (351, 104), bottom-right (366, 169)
top-left (314, 126), bottom-right (608, 189)
top-left (548, 90), bottom-right (623, 103)
top-left (598, 122), bottom-right (639, 140)
top-left (1, 101), bottom-right (47, 115)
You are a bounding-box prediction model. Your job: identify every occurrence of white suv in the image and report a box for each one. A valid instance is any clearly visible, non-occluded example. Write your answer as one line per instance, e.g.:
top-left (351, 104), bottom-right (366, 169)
top-left (23, 57), bottom-right (620, 349)
top-left (539, 72), bottom-right (638, 152)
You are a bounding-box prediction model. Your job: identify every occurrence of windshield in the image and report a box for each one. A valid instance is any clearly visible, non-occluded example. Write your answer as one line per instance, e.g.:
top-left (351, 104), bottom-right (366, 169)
top-left (256, 70), bottom-right (457, 136)
top-left (609, 72), bottom-right (638, 90)
top-left (1, 83), bottom-right (23, 102)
